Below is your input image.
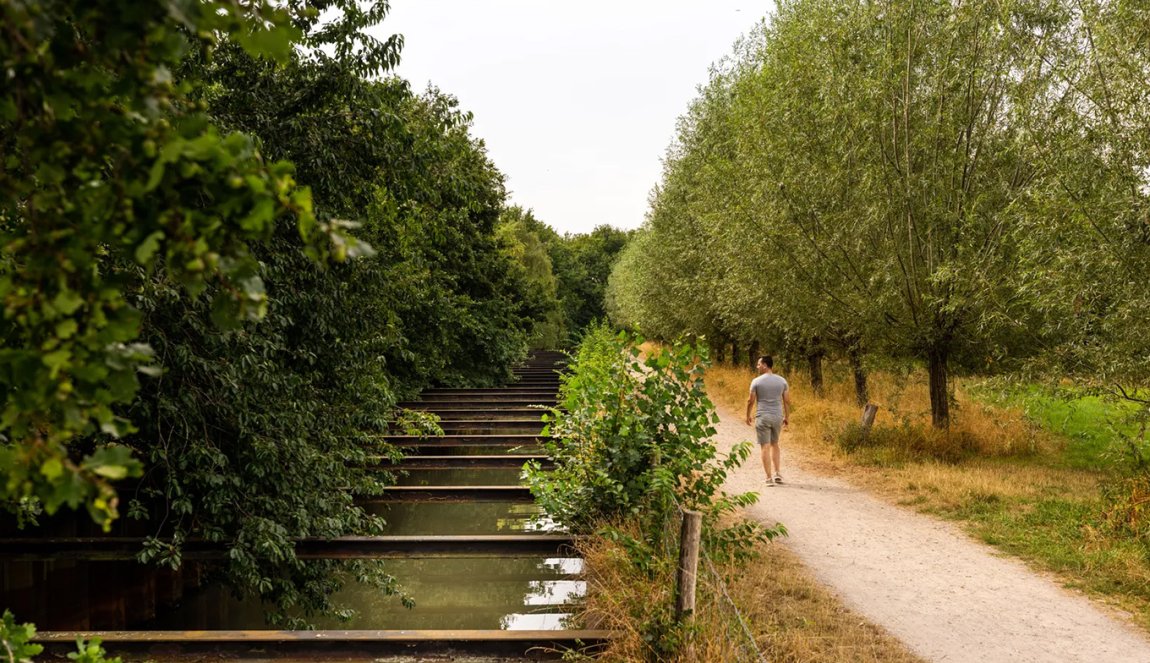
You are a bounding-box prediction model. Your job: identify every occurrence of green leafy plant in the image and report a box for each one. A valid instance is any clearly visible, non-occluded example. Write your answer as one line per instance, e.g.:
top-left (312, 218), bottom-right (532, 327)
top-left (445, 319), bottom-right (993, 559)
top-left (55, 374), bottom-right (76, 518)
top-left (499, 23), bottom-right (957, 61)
top-left (66, 637), bottom-right (121, 663)
top-left (0, 611), bottom-right (43, 663)
top-left (0, 0), bottom-right (360, 529)
top-left (527, 325), bottom-right (781, 563)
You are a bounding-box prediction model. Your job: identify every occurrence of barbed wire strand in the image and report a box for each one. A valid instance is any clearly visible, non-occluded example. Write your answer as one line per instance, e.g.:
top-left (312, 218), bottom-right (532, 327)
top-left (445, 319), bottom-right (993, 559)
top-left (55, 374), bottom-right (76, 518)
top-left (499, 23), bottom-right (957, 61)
top-left (700, 543), bottom-right (769, 663)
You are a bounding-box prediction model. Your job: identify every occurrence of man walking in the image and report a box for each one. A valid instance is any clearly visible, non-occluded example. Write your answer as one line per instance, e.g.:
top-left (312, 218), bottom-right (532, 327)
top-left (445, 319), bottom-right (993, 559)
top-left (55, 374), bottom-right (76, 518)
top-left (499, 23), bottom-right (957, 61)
top-left (745, 355), bottom-right (790, 486)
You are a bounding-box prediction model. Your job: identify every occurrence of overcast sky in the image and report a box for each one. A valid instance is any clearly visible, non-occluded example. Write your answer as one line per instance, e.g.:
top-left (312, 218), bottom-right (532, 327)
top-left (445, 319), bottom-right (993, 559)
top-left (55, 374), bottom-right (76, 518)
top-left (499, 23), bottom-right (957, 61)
top-left (376, 1), bottom-right (772, 235)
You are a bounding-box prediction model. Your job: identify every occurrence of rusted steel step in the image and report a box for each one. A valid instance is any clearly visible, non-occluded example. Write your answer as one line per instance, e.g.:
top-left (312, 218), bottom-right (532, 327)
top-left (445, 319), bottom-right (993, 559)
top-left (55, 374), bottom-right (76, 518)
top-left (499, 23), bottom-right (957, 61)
top-left (388, 455), bottom-right (549, 469)
top-left (33, 629), bottom-right (611, 659)
top-left (402, 401), bottom-right (557, 410)
top-left (0, 535), bottom-right (577, 561)
top-left (398, 402), bottom-right (556, 412)
top-left (382, 434), bottom-right (547, 448)
top-left (417, 389), bottom-right (556, 395)
top-left (371, 486), bottom-right (534, 502)
top-left (434, 420), bottom-right (545, 431)
top-left (416, 393), bottom-right (557, 403)
top-left (400, 408), bottom-right (545, 419)
top-left (420, 387), bottom-right (558, 394)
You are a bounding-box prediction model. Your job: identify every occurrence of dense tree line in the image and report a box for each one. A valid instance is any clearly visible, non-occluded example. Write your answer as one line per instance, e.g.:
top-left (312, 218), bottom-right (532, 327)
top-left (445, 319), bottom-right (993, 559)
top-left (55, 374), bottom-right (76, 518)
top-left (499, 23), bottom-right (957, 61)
top-left (0, 0), bottom-right (572, 621)
top-left (499, 206), bottom-right (632, 347)
top-left (609, 0), bottom-right (1150, 428)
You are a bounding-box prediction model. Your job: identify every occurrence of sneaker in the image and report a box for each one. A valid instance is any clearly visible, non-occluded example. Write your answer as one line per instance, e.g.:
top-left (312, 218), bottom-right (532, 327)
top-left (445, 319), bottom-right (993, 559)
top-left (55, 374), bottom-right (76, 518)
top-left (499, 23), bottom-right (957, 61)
top-left (773, 474), bottom-right (783, 484)
top-left (765, 478), bottom-right (776, 487)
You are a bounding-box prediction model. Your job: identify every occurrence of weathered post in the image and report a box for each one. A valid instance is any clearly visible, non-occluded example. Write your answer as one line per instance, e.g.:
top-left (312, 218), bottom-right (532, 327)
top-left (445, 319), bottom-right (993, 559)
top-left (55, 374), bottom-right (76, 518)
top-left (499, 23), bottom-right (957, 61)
top-left (860, 403), bottom-right (878, 438)
top-left (675, 509), bottom-right (703, 622)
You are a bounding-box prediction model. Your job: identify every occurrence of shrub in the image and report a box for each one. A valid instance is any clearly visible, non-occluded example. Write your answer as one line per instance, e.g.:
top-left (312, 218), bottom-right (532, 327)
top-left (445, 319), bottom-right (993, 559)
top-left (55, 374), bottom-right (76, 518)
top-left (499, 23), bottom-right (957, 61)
top-left (526, 327), bottom-right (785, 658)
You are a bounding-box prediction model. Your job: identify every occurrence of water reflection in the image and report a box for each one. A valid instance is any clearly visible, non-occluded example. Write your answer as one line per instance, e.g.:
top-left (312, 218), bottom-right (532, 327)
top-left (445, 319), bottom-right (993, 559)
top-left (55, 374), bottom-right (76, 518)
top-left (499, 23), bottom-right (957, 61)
top-left (395, 467), bottom-right (525, 486)
top-left (362, 501), bottom-right (563, 535)
top-left (147, 557), bottom-right (586, 631)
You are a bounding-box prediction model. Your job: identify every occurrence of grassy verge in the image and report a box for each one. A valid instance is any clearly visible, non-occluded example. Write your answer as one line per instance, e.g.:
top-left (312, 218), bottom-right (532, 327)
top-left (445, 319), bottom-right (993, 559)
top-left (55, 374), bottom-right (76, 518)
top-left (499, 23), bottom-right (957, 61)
top-left (706, 363), bottom-right (1150, 631)
top-left (575, 523), bottom-right (924, 663)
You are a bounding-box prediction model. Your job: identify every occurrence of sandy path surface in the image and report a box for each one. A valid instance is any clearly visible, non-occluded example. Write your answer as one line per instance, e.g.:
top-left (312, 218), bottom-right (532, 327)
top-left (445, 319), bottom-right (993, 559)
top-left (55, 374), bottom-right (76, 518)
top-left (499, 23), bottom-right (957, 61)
top-left (712, 406), bottom-right (1150, 663)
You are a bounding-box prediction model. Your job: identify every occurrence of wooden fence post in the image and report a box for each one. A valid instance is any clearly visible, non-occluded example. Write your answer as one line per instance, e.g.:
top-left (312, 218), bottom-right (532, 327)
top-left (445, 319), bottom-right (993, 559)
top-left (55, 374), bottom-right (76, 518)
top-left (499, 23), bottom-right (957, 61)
top-left (860, 403), bottom-right (878, 439)
top-left (675, 510), bottom-right (703, 622)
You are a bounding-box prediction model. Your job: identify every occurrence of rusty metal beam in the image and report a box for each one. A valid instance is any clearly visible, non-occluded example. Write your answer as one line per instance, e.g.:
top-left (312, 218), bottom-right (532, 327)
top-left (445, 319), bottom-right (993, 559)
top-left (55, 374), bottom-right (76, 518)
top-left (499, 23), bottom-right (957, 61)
top-left (397, 408), bottom-right (544, 419)
top-left (370, 485), bottom-right (534, 502)
top-left (399, 399), bottom-right (557, 408)
top-left (33, 629), bottom-right (610, 659)
top-left (0, 535), bottom-right (578, 561)
top-left (382, 434), bottom-right (547, 446)
top-left (386, 455), bottom-right (550, 469)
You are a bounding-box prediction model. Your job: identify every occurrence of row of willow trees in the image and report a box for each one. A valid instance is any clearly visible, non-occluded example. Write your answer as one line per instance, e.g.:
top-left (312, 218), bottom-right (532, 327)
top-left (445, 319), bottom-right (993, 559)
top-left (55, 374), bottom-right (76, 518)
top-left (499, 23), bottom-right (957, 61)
top-left (0, 0), bottom-right (626, 622)
top-left (608, 0), bottom-right (1150, 428)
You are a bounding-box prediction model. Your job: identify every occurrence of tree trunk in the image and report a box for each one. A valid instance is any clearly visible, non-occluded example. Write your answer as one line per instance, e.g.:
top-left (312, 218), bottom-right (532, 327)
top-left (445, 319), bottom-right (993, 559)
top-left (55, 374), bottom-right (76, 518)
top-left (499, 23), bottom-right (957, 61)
top-left (730, 339), bottom-right (740, 368)
top-left (749, 340), bottom-right (761, 370)
top-left (807, 351), bottom-right (824, 397)
top-left (713, 337), bottom-right (726, 365)
top-left (928, 347), bottom-right (950, 429)
top-left (849, 346), bottom-right (868, 406)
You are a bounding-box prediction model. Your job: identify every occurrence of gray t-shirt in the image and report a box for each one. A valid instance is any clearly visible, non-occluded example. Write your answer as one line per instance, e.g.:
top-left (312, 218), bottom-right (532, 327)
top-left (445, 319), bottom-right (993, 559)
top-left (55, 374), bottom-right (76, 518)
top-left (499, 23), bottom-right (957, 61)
top-left (750, 373), bottom-right (788, 419)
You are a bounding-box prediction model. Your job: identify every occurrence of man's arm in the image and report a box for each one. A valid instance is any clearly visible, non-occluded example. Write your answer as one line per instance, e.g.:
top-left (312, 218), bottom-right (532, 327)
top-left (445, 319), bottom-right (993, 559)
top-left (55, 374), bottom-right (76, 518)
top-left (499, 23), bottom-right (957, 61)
top-left (783, 389), bottom-right (792, 428)
top-left (745, 388), bottom-right (755, 426)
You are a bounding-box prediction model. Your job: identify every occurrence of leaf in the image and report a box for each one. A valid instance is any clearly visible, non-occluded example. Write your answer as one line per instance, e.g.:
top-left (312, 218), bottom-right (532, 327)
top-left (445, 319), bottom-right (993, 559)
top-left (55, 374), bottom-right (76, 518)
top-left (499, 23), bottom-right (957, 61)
top-left (135, 231), bottom-right (165, 265)
top-left (40, 457), bottom-right (64, 480)
top-left (52, 290), bottom-right (84, 315)
top-left (55, 319), bottom-right (79, 339)
top-left (42, 348), bottom-right (72, 377)
top-left (236, 24), bottom-right (300, 63)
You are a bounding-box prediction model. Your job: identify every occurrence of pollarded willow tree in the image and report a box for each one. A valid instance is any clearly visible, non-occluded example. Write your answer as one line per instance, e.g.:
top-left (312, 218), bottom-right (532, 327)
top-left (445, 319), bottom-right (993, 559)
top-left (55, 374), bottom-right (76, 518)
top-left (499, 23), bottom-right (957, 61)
top-left (611, 0), bottom-right (1113, 428)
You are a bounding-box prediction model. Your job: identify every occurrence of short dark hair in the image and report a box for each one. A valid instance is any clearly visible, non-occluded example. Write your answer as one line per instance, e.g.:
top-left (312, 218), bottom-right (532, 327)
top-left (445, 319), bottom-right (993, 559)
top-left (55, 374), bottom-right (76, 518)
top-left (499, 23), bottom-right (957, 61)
top-left (758, 355), bottom-right (774, 368)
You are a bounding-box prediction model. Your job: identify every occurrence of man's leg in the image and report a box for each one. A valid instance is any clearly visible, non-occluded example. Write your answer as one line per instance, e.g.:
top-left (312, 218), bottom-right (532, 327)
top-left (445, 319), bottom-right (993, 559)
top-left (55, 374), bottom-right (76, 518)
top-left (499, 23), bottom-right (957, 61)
top-left (759, 442), bottom-right (775, 481)
top-left (771, 442), bottom-right (782, 480)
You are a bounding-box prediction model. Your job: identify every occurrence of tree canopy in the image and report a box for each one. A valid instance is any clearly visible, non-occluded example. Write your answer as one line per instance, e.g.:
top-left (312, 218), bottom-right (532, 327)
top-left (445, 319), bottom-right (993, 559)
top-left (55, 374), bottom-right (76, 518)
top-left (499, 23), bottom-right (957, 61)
top-left (608, 0), bottom-right (1150, 427)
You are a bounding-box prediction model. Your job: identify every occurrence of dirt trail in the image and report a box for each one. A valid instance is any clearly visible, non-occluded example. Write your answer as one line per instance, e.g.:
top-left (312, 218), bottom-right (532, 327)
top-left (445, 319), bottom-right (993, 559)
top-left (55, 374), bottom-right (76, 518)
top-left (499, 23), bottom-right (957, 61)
top-left (713, 406), bottom-right (1150, 663)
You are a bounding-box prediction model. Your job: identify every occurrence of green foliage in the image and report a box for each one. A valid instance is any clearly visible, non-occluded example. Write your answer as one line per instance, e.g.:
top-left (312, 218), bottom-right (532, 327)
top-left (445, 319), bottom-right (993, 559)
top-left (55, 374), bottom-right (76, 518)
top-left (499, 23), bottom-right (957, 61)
top-left (0, 614), bottom-right (118, 663)
top-left (109, 19), bottom-right (534, 620)
top-left (2, 0), bottom-right (547, 625)
top-left (549, 225), bottom-right (632, 337)
top-left (526, 325), bottom-right (780, 563)
top-left (0, 0), bottom-right (381, 528)
top-left (0, 611), bottom-right (42, 663)
top-left (66, 637), bottom-right (121, 663)
top-left (608, 0), bottom-right (1150, 430)
top-left (498, 207), bottom-right (565, 348)
top-left (501, 207), bottom-right (631, 346)
top-left (526, 327), bottom-right (783, 658)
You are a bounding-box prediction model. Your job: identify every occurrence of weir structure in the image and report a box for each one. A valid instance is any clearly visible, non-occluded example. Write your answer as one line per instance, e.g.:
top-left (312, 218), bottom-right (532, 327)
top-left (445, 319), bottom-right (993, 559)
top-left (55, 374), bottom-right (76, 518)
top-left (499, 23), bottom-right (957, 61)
top-left (1, 350), bottom-right (608, 660)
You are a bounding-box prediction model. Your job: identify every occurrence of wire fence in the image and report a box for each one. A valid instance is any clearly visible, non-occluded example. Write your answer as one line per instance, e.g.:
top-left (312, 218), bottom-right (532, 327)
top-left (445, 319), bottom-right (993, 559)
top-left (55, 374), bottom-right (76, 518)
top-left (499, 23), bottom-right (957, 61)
top-left (663, 496), bottom-right (769, 663)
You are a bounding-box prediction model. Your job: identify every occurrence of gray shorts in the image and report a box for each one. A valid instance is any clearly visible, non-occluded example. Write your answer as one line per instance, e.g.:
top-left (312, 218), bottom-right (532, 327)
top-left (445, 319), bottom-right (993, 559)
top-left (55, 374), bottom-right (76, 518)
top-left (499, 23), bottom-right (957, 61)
top-left (755, 414), bottom-right (783, 445)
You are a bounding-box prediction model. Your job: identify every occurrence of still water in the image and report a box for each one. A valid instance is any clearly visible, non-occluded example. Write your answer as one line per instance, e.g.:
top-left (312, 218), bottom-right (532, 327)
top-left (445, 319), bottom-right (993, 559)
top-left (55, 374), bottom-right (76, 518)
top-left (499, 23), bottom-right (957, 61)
top-left (149, 557), bottom-right (585, 630)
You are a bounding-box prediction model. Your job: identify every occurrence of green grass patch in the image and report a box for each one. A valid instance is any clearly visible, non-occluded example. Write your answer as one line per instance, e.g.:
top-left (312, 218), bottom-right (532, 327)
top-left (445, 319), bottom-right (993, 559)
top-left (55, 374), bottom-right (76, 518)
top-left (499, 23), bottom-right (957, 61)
top-left (966, 382), bottom-right (1144, 470)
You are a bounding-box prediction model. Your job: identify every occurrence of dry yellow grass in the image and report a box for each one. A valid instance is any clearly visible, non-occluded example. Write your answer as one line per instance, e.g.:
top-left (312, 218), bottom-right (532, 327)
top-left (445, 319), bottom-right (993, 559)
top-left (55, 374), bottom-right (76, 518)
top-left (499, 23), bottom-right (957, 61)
top-left (576, 527), bottom-right (924, 663)
top-left (706, 363), bottom-right (1080, 504)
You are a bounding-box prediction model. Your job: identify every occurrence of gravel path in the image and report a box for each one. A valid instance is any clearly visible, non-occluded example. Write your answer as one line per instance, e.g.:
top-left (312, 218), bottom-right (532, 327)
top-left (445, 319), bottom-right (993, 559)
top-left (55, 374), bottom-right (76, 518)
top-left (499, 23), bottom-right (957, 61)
top-left (712, 406), bottom-right (1150, 663)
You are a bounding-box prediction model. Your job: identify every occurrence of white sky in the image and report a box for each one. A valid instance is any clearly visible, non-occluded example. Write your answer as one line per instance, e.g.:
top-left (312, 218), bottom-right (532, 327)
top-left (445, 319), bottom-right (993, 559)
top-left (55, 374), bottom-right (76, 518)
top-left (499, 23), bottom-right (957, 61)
top-left (377, 1), bottom-right (773, 235)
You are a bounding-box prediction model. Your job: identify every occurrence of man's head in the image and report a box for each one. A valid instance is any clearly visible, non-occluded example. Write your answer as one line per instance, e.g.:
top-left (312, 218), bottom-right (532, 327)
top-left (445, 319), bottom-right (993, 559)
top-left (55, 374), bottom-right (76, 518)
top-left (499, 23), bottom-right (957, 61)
top-left (757, 355), bottom-right (774, 373)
